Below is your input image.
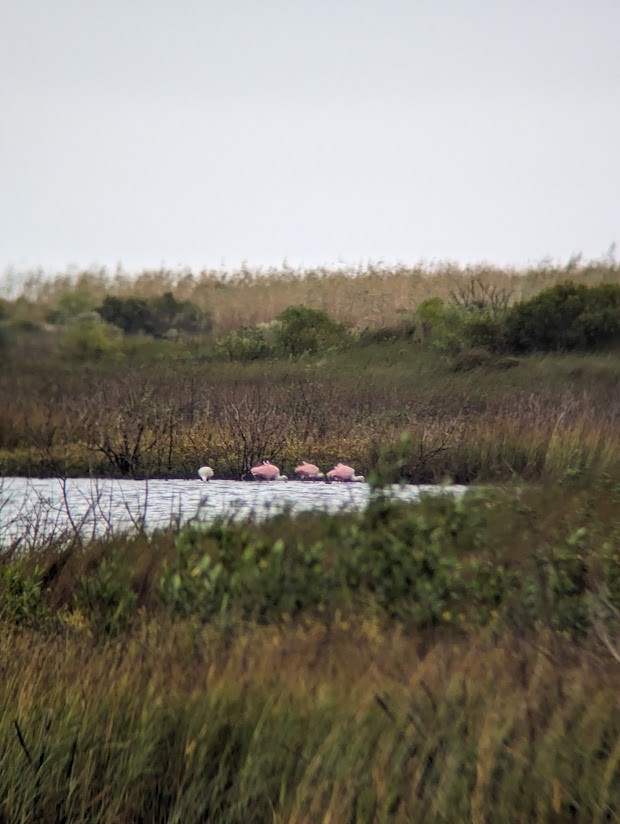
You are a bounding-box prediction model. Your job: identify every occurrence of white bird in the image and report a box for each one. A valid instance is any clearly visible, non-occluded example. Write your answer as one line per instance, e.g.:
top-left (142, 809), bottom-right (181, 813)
top-left (198, 465), bottom-right (214, 482)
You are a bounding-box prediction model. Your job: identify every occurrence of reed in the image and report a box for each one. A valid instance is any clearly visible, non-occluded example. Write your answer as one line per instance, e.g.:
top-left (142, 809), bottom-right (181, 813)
top-left (5, 258), bottom-right (620, 333)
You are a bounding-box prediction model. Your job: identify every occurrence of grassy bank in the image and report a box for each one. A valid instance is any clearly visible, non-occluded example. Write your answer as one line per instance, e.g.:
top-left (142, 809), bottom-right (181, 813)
top-left (1, 480), bottom-right (619, 821)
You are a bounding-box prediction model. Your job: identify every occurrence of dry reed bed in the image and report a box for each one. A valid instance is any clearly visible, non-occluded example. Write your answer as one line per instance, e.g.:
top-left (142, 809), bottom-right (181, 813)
top-left (8, 260), bottom-right (620, 332)
top-left (0, 623), bottom-right (618, 822)
top-left (1, 369), bottom-right (617, 480)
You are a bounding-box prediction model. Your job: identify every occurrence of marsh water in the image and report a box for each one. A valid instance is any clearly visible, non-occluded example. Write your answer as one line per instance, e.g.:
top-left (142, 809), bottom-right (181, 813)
top-left (0, 477), bottom-right (467, 548)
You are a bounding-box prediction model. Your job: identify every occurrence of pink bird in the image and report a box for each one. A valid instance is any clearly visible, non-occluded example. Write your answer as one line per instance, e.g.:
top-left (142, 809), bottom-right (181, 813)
top-left (326, 463), bottom-right (365, 483)
top-left (294, 461), bottom-right (325, 481)
top-left (250, 460), bottom-right (288, 481)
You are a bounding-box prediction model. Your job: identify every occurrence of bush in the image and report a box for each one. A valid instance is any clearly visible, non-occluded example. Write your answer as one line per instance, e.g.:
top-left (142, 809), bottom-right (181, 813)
top-left (73, 555), bottom-right (137, 636)
top-left (415, 297), bottom-right (445, 341)
top-left (215, 327), bottom-right (272, 361)
top-left (0, 562), bottom-right (47, 627)
top-left (275, 305), bottom-right (348, 356)
top-left (97, 295), bottom-right (154, 334)
top-left (428, 304), bottom-right (471, 357)
top-left (97, 292), bottom-right (211, 338)
top-left (155, 488), bottom-right (617, 634)
top-left (59, 316), bottom-right (123, 361)
top-left (504, 282), bottom-right (620, 352)
top-left (462, 313), bottom-right (505, 351)
top-left (149, 291), bottom-right (211, 336)
top-left (45, 290), bottom-right (97, 324)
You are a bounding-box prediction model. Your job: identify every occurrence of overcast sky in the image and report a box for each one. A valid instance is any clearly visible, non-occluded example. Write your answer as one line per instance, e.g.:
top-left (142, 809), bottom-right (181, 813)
top-left (1, 0), bottom-right (619, 275)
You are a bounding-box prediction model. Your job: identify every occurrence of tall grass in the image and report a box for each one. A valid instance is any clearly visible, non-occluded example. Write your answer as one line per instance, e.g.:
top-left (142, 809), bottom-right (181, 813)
top-left (4, 258), bottom-right (620, 332)
top-left (1, 624), bottom-right (619, 823)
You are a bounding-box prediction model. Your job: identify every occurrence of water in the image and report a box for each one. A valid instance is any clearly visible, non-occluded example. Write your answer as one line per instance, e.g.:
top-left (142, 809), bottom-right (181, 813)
top-left (0, 477), bottom-right (466, 548)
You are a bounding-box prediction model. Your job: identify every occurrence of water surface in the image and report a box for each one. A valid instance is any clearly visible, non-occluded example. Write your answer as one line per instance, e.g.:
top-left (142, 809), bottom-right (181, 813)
top-left (0, 477), bottom-right (466, 548)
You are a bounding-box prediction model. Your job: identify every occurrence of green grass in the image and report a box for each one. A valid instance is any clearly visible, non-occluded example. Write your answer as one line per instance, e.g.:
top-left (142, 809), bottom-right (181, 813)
top-left (1, 624), bottom-right (619, 823)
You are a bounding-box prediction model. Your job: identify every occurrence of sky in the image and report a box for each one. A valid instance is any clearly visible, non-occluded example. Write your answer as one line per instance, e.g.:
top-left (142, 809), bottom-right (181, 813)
top-left (1, 0), bottom-right (619, 275)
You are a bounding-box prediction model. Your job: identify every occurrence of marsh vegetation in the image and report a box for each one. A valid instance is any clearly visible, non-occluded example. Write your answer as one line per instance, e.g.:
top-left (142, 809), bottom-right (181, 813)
top-left (1, 260), bottom-right (619, 483)
top-left (1, 259), bottom-right (619, 821)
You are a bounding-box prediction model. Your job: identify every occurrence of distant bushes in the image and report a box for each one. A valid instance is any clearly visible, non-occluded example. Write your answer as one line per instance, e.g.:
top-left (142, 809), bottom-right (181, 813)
top-left (421, 282), bottom-right (620, 359)
top-left (7, 275), bottom-right (619, 361)
top-left (275, 305), bottom-right (348, 356)
top-left (214, 305), bottom-right (349, 361)
top-left (502, 281), bottom-right (620, 352)
top-left (97, 291), bottom-right (211, 338)
top-left (59, 315), bottom-right (124, 361)
top-left (254, 281), bottom-right (604, 368)
top-left (215, 326), bottom-right (273, 361)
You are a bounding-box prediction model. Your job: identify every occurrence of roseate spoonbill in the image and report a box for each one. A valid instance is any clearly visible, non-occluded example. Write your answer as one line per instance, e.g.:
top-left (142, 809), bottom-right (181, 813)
top-left (250, 460), bottom-right (288, 481)
top-left (198, 465), bottom-right (214, 482)
top-left (294, 461), bottom-right (325, 480)
top-left (326, 463), bottom-right (365, 482)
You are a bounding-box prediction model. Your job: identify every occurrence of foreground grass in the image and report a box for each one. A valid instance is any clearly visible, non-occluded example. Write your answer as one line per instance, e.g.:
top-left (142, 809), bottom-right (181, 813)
top-left (2, 624), bottom-right (619, 823)
top-left (1, 480), bottom-right (619, 821)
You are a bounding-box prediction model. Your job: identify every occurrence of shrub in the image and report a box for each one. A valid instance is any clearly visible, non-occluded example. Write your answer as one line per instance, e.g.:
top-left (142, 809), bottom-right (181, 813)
top-left (59, 316), bottom-right (123, 361)
top-left (503, 282), bottom-right (620, 352)
top-left (161, 492), bottom-right (605, 631)
top-left (462, 313), bottom-right (505, 351)
top-left (0, 562), bottom-right (47, 627)
top-left (449, 275), bottom-right (512, 315)
top-left (275, 305), bottom-right (348, 356)
top-left (416, 297), bottom-right (445, 340)
top-left (73, 554), bottom-right (137, 636)
top-left (97, 292), bottom-right (211, 338)
top-left (149, 291), bottom-right (211, 336)
top-left (97, 295), bottom-right (154, 335)
top-left (215, 327), bottom-right (272, 361)
top-left (44, 290), bottom-right (97, 324)
top-left (428, 304), bottom-right (471, 357)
